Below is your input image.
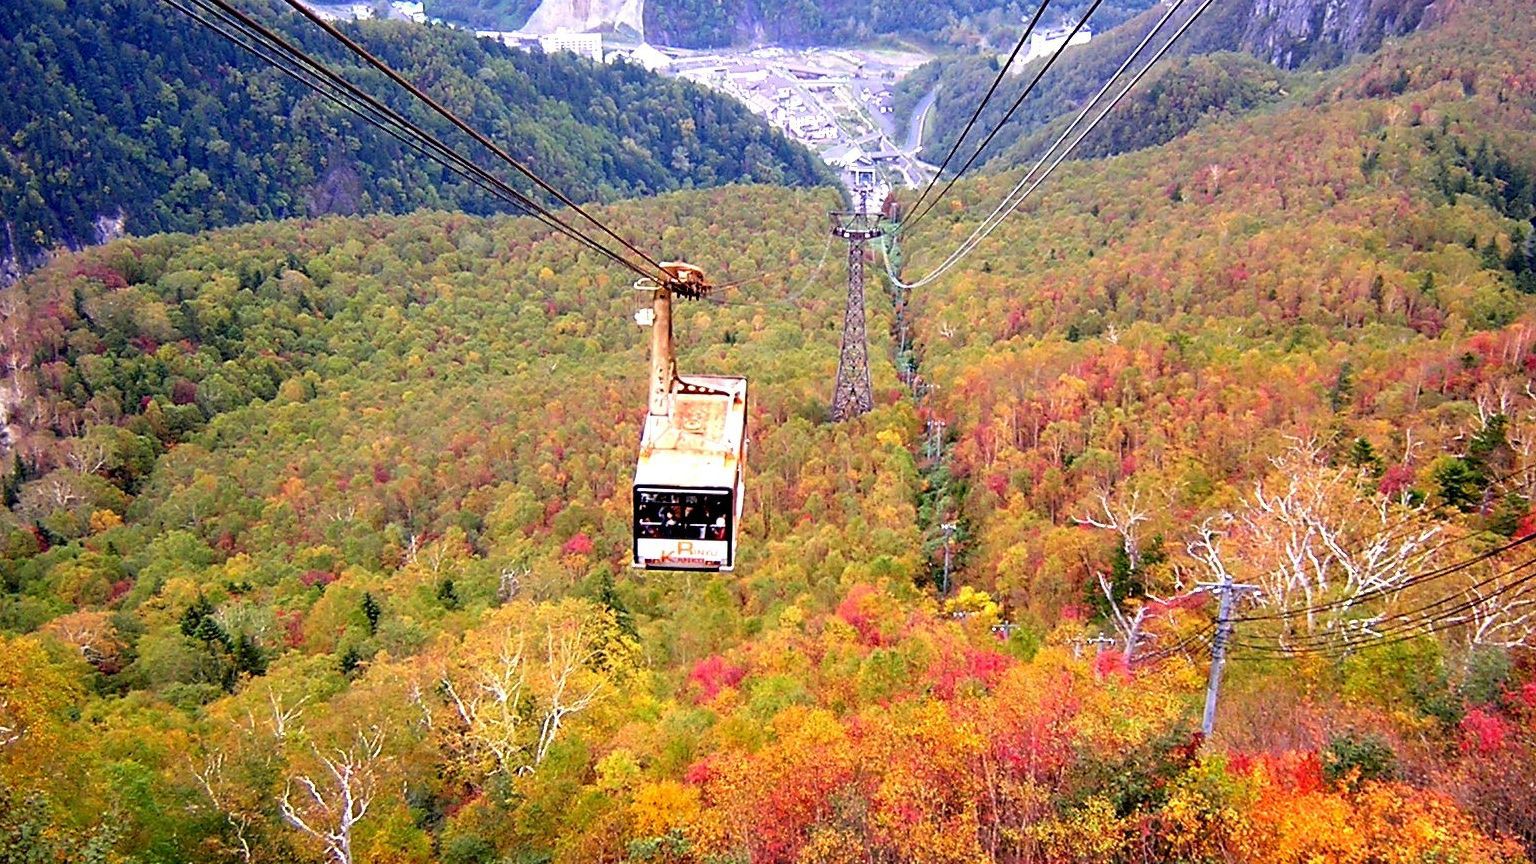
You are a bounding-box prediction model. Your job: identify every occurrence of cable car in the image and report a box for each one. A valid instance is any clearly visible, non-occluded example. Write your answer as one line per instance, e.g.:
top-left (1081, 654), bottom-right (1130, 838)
top-left (632, 263), bottom-right (748, 572)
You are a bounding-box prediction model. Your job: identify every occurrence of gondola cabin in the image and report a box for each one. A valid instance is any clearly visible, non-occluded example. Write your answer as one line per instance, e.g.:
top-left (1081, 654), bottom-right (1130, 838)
top-left (631, 264), bottom-right (748, 571)
top-left (633, 375), bottom-right (747, 570)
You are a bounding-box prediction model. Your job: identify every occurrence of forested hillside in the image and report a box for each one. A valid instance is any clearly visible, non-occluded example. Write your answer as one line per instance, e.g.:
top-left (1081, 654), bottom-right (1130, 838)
top-left (423, 0), bottom-right (1159, 48)
top-left (4, 0), bottom-right (1536, 861)
top-left (0, 0), bottom-right (828, 280)
top-left (902, 0), bottom-right (1438, 171)
top-left (894, 0), bottom-right (1536, 618)
top-left (642, 0), bottom-right (1160, 50)
top-left (421, 0), bottom-right (540, 30)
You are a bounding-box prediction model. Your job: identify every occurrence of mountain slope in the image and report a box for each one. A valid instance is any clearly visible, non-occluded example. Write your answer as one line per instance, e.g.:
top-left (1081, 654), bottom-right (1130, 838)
top-left (894, 0), bottom-right (1535, 618)
top-left (422, 0), bottom-right (1162, 48)
top-left (905, 0), bottom-right (1442, 173)
top-left (0, 0), bottom-right (830, 281)
top-left (5, 181), bottom-right (1531, 862)
top-left (4, 0), bottom-right (1536, 861)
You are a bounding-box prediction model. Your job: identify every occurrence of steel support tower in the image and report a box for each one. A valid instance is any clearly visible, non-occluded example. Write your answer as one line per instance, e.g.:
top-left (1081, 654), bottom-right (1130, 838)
top-left (829, 209), bottom-right (883, 421)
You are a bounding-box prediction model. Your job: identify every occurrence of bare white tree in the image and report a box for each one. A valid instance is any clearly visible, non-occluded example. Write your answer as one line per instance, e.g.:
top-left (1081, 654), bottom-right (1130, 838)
top-left (1498, 382), bottom-right (1536, 501)
top-left (496, 564), bottom-right (528, 605)
top-left (405, 680), bottom-right (434, 732)
top-left (322, 502), bottom-right (359, 524)
top-left (0, 696), bottom-right (20, 748)
top-left (1460, 571), bottom-right (1536, 649)
top-left (535, 619), bottom-right (604, 765)
top-left (0, 289), bottom-right (34, 449)
top-left (63, 436), bottom-right (113, 475)
top-left (279, 728), bottom-right (385, 864)
top-left (1079, 487), bottom-right (1150, 570)
top-left (268, 689), bottom-right (309, 742)
top-left (441, 633), bottom-right (529, 777)
top-left (194, 752), bottom-right (255, 864)
top-left (1096, 570), bottom-right (1152, 659)
top-left (436, 605), bottom-right (614, 780)
top-left (16, 471), bottom-right (86, 519)
top-left (1231, 444), bottom-right (1440, 632)
top-left (1185, 516), bottom-right (1235, 586)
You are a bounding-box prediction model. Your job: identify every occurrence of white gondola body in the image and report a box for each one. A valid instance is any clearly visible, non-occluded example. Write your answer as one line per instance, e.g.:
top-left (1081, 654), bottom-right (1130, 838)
top-left (632, 375), bottom-right (748, 571)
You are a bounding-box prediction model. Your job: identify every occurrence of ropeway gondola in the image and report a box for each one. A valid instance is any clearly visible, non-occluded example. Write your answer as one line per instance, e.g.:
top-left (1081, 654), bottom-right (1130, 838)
top-left (631, 263), bottom-right (748, 571)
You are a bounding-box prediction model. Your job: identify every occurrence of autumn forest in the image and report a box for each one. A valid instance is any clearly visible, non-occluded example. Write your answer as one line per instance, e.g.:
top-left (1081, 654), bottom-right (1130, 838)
top-left (4, 0), bottom-right (1536, 862)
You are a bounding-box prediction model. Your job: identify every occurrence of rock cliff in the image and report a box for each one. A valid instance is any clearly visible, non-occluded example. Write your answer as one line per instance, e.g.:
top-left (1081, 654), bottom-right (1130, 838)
top-left (521, 0), bottom-right (645, 35)
top-left (1238, 0), bottom-right (1441, 67)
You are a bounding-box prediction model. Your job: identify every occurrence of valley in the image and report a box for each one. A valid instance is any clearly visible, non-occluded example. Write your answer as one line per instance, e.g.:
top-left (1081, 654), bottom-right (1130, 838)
top-left (660, 44), bottom-right (937, 197)
top-left (3, 0), bottom-right (1536, 861)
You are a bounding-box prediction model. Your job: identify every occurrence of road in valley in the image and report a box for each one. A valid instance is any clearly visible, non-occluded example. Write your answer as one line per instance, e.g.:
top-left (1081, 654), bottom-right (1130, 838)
top-left (904, 84), bottom-right (940, 155)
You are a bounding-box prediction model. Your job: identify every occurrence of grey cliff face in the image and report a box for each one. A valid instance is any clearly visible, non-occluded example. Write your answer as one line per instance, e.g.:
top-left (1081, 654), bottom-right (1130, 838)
top-left (1241, 0), bottom-right (1437, 68)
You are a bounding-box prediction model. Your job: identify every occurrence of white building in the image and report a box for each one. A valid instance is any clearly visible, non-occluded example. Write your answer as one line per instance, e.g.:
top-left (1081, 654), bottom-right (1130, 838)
top-left (1019, 24), bottom-right (1092, 66)
top-left (726, 67), bottom-right (770, 85)
top-left (822, 142), bottom-right (867, 169)
top-left (296, 1), bottom-right (376, 21)
top-left (479, 30), bottom-right (540, 50)
top-left (628, 42), bottom-right (673, 71)
top-left (390, 1), bottom-right (426, 22)
top-left (538, 31), bottom-right (604, 63)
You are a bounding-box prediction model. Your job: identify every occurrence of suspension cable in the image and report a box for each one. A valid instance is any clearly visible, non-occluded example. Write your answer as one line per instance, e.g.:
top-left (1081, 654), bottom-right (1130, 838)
top-left (164, 0), bottom-right (658, 278)
top-left (902, 0), bottom-right (1055, 227)
top-left (902, 0), bottom-right (1105, 233)
top-left (1235, 531), bottom-right (1536, 625)
top-left (278, 0), bottom-right (672, 282)
top-left (1233, 552), bottom-right (1536, 653)
top-left (887, 0), bottom-right (1214, 291)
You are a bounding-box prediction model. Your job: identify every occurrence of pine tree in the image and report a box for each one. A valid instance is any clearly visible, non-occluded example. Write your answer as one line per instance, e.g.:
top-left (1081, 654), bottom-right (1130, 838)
top-left (179, 593), bottom-right (219, 638)
top-left (339, 645), bottom-right (363, 677)
top-left (2, 457), bottom-right (22, 508)
top-left (233, 632), bottom-right (266, 677)
top-left (1329, 363), bottom-right (1355, 412)
top-left (596, 570), bottom-right (636, 641)
top-left (1349, 438), bottom-right (1382, 474)
top-left (1480, 237), bottom-right (1504, 270)
top-left (1435, 459), bottom-right (1483, 512)
top-left (437, 578), bottom-right (460, 610)
top-left (361, 591), bottom-right (382, 634)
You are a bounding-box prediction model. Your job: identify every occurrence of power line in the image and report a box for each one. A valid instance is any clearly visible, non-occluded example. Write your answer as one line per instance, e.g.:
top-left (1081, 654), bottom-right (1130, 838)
top-left (278, 0), bottom-right (672, 282)
top-left (1136, 620), bottom-right (1216, 665)
top-left (902, 0), bottom-right (1106, 233)
top-left (229, 0), bottom-right (659, 277)
top-left (902, 0), bottom-right (1055, 227)
top-left (1235, 530), bottom-right (1536, 625)
top-left (1233, 552), bottom-right (1536, 656)
top-left (1247, 554), bottom-right (1536, 651)
top-left (1134, 531), bottom-right (1536, 663)
top-left (717, 233), bottom-right (837, 310)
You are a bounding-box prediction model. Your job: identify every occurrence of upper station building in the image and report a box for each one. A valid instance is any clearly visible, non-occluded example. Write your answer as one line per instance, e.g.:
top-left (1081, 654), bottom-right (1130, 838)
top-left (1015, 23), bottom-right (1093, 69)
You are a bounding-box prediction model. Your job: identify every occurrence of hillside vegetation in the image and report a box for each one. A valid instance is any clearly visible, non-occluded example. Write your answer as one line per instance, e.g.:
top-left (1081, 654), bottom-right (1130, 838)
top-left (892, 0), bottom-right (1536, 615)
top-left (424, 0), bottom-right (1159, 49)
top-left (641, 0), bottom-right (1160, 50)
top-left (3, 0), bottom-right (1536, 862)
top-left (421, 0), bottom-right (541, 30)
top-left (0, 0), bottom-right (828, 276)
top-left (902, 0), bottom-right (1440, 172)
top-left (897, 0), bottom-right (1271, 171)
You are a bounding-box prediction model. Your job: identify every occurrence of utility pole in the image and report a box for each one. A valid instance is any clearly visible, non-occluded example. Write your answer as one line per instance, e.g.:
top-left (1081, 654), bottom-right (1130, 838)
top-left (1199, 572), bottom-right (1258, 742)
top-left (828, 168), bottom-right (882, 422)
top-left (1071, 634), bottom-right (1116, 660)
top-left (940, 521), bottom-right (957, 595)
